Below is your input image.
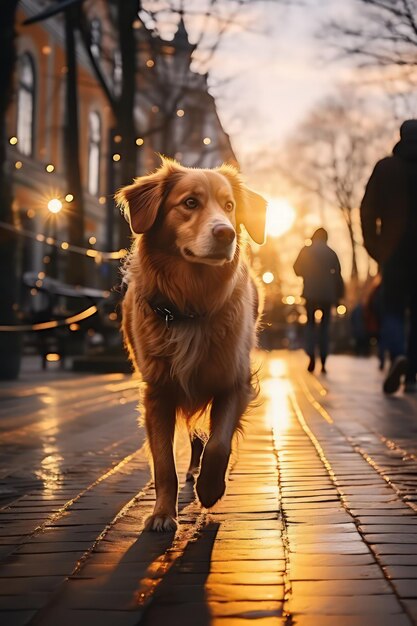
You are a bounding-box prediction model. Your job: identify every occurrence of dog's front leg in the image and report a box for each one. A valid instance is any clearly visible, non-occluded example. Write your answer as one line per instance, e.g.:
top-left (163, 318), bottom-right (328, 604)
top-left (144, 386), bottom-right (178, 532)
top-left (196, 384), bottom-right (250, 508)
top-left (186, 434), bottom-right (205, 482)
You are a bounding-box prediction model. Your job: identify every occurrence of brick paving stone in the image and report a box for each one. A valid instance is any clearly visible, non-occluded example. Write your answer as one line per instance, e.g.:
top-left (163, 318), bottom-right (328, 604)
top-left (2, 352), bottom-right (417, 624)
top-left (289, 564), bottom-right (385, 580)
top-left (210, 617), bottom-right (286, 626)
top-left (287, 594), bottom-right (404, 614)
top-left (392, 580), bottom-right (417, 598)
top-left (0, 610), bottom-right (37, 626)
top-left (403, 600), bottom-right (417, 622)
top-left (291, 617), bottom-right (413, 626)
top-left (291, 579), bottom-right (392, 595)
top-left (384, 566), bottom-right (417, 578)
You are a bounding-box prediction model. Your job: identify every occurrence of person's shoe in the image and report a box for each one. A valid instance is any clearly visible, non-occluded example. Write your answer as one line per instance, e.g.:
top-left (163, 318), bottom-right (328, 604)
top-left (404, 381), bottom-right (417, 393)
top-left (307, 356), bottom-right (316, 373)
top-left (383, 356), bottom-right (408, 394)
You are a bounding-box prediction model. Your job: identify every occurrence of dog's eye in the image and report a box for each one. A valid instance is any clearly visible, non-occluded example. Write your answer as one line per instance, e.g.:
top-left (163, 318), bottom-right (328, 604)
top-left (184, 197), bottom-right (198, 209)
top-left (225, 201), bottom-right (234, 212)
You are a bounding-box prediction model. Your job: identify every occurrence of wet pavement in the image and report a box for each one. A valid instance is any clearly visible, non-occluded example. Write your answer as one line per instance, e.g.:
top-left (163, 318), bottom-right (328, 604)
top-left (1, 350), bottom-right (417, 626)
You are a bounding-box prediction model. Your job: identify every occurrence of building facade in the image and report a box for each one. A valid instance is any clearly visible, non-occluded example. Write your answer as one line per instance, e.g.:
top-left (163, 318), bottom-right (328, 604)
top-left (6, 0), bottom-right (237, 309)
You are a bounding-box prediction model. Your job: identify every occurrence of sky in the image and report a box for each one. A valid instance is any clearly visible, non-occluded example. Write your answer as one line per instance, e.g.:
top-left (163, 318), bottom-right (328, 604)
top-left (204, 0), bottom-right (354, 159)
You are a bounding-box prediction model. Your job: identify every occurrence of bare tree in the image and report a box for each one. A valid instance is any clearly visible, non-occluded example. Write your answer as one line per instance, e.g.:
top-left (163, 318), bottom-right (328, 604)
top-left (280, 92), bottom-right (391, 281)
top-left (325, 0), bottom-right (417, 81)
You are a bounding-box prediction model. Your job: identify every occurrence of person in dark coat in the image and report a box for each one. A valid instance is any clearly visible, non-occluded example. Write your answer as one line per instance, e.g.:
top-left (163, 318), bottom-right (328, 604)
top-left (293, 228), bottom-right (344, 373)
top-left (360, 119), bottom-right (417, 394)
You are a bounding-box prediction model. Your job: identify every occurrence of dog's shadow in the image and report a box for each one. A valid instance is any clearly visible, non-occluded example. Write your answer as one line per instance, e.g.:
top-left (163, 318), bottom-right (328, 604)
top-left (91, 477), bottom-right (218, 624)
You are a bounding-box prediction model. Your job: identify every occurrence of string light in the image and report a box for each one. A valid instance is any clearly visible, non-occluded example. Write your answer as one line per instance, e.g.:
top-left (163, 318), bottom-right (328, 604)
top-left (15, 161), bottom-right (23, 169)
top-left (0, 305), bottom-right (99, 332)
top-left (27, 209), bottom-right (35, 219)
top-left (262, 272), bottom-right (274, 284)
top-left (45, 164), bottom-right (55, 173)
top-left (98, 196), bottom-right (106, 205)
top-left (146, 59), bottom-right (155, 68)
top-left (42, 46), bottom-right (52, 55)
top-left (114, 134), bottom-right (122, 143)
top-left (176, 109), bottom-right (185, 117)
top-left (203, 137), bottom-right (211, 145)
top-left (0, 221), bottom-right (127, 260)
top-left (88, 236), bottom-right (97, 245)
top-left (135, 138), bottom-right (144, 146)
top-left (112, 153), bottom-right (121, 162)
top-left (9, 137), bottom-right (18, 145)
top-left (65, 193), bottom-right (74, 202)
top-left (337, 304), bottom-right (347, 316)
top-left (47, 198), bottom-right (62, 213)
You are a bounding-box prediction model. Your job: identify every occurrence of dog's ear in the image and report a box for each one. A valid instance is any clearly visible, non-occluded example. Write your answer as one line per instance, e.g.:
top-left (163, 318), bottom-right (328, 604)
top-left (218, 164), bottom-right (267, 245)
top-left (115, 158), bottom-right (181, 234)
top-left (240, 187), bottom-right (268, 245)
top-left (115, 173), bottom-right (165, 235)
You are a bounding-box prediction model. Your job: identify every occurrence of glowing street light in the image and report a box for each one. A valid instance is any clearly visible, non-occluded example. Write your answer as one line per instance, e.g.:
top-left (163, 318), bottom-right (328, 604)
top-left (266, 198), bottom-right (296, 238)
top-left (47, 198), bottom-right (63, 214)
top-left (262, 271), bottom-right (274, 284)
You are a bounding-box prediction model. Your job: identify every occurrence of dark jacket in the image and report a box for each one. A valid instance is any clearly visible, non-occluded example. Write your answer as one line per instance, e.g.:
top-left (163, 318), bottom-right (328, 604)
top-left (293, 241), bottom-right (344, 304)
top-left (360, 136), bottom-right (417, 264)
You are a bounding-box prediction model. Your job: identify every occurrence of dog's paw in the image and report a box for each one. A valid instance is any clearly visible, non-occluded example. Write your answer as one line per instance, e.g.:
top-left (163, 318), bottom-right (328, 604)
top-left (144, 513), bottom-right (177, 532)
top-left (196, 442), bottom-right (229, 508)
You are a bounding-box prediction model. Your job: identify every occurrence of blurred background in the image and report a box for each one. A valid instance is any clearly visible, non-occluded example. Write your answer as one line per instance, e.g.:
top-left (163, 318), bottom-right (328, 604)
top-left (1, 0), bottom-right (416, 379)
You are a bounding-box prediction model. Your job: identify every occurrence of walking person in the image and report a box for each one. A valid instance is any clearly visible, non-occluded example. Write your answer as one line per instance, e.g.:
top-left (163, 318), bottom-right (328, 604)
top-left (360, 119), bottom-right (417, 394)
top-left (293, 228), bottom-right (344, 374)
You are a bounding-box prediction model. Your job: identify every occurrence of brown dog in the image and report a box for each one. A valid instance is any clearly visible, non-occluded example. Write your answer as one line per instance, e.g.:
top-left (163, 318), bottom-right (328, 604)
top-left (116, 157), bottom-right (267, 531)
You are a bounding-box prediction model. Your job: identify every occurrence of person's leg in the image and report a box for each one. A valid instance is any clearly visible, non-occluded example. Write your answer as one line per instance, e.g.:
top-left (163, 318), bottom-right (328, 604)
top-left (305, 301), bottom-right (316, 372)
top-left (381, 259), bottom-right (407, 362)
top-left (319, 304), bottom-right (331, 372)
top-left (405, 282), bottom-right (417, 391)
top-left (381, 259), bottom-right (408, 393)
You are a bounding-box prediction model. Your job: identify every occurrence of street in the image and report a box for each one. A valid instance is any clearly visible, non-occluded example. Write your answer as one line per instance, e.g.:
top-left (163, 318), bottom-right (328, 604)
top-left (1, 351), bottom-right (417, 626)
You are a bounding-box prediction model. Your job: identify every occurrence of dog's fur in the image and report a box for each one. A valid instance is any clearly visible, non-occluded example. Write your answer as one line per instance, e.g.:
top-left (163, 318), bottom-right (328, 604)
top-left (116, 157), bottom-right (267, 531)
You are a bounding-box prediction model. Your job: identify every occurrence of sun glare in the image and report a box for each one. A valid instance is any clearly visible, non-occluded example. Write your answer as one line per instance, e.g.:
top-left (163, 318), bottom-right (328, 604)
top-left (266, 198), bottom-right (296, 238)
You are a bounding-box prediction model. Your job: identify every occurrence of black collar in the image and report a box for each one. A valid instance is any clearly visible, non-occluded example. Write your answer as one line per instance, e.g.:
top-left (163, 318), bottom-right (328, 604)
top-left (146, 296), bottom-right (202, 329)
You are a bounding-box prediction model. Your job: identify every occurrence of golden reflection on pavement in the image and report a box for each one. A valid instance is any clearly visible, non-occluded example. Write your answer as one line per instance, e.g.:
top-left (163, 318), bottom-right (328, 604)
top-left (263, 356), bottom-right (293, 440)
top-left (35, 390), bottom-right (64, 495)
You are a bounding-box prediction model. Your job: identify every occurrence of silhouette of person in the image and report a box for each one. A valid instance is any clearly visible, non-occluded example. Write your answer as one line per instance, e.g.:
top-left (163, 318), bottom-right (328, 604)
top-left (360, 119), bottom-right (417, 394)
top-left (293, 228), bottom-right (344, 373)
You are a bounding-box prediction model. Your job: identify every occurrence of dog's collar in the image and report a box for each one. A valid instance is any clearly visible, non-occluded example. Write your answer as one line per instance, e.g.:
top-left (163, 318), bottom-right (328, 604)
top-left (146, 297), bottom-right (201, 329)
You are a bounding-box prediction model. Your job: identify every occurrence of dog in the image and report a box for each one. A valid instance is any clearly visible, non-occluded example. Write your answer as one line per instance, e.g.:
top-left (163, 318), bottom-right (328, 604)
top-left (116, 157), bottom-right (267, 531)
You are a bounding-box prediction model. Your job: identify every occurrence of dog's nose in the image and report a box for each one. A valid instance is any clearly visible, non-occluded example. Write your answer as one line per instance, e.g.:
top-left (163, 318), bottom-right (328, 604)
top-left (212, 224), bottom-right (235, 245)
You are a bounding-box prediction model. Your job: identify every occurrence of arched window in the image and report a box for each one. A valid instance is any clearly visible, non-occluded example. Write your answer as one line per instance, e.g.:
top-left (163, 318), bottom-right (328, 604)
top-left (90, 18), bottom-right (102, 59)
top-left (17, 53), bottom-right (35, 156)
top-left (88, 111), bottom-right (101, 196)
top-left (113, 48), bottom-right (123, 97)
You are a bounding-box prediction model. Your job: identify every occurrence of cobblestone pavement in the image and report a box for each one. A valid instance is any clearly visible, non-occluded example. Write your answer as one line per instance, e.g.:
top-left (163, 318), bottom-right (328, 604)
top-left (1, 351), bottom-right (417, 626)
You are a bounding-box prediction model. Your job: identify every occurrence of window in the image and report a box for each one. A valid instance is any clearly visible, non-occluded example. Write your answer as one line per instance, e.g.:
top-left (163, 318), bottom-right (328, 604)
top-left (17, 53), bottom-right (35, 156)
top-left (88, 111), bottom-right (101, 195)
top-left (90, 18), bottom-right (102, 59)
top-left (113, 48), bottom-right (122, 97)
